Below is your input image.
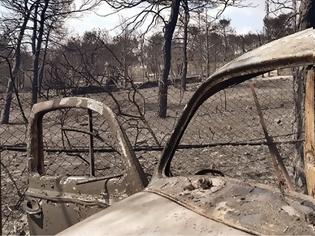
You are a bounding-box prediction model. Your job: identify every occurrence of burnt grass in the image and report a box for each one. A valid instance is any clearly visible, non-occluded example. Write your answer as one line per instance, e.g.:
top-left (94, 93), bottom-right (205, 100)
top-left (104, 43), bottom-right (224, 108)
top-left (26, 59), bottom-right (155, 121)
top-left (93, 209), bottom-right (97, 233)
top-left (0, 75), bottom-right (303, 235)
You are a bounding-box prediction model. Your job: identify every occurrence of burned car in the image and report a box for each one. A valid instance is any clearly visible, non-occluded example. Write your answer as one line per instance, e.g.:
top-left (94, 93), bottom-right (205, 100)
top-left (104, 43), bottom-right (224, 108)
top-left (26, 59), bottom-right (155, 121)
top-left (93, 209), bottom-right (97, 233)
top-left (30, 28), bottom-right (315, 235)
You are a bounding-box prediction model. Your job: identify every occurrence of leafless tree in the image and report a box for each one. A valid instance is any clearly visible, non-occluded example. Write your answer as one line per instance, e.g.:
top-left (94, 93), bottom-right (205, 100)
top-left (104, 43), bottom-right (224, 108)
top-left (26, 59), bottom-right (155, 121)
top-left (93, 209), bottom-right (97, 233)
top-left (269, 0), bottom-right (300, 31)
top-left (160, 0), bottom-right (247, 117)
top-left (218, 18), bottom-right (231, 62)
top-left (29, 0), bottom-right (102, 104)
top-left (1, 0), bottom-right (36, 124)
top-left (179, 0), bottom-right (189, 92)
top-left (0, 32), bottom-right (28, 123)
top-left (50, 32), bottom-right (162, 146)
top-left (144, 33), bottom-right (164, 80)
top-left (103, 0), bottom-right (247, 118)
top-left (0, 0), bottom-right (101, 123)
top-left (263, 13), bottom-right (294, 41)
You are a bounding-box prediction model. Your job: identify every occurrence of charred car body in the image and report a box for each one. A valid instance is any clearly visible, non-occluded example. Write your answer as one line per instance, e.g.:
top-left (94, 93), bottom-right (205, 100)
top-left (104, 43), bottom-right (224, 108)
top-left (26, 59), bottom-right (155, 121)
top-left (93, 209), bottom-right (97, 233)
top-left (27, 28), bottom-right (315, 235)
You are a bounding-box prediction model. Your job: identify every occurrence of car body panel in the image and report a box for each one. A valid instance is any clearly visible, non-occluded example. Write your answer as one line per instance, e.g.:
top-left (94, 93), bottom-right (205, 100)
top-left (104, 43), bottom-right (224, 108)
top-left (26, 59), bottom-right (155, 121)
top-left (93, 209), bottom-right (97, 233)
top-left (58, 176), bottom-right (315, 235)
top-left (147, 176), bottom-right (315, 235)
top-left (58, 191), bottom-right (250, 236)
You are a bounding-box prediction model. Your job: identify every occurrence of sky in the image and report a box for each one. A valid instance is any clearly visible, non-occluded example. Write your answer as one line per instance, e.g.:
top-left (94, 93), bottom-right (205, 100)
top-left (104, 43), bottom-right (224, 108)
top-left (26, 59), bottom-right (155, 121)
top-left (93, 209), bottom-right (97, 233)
top-left (65, 0), bottom-right (266, 36)
top-left (0, 0), bottom-right (266, 36)
top-left (222, 0), bottom-right (266, 34)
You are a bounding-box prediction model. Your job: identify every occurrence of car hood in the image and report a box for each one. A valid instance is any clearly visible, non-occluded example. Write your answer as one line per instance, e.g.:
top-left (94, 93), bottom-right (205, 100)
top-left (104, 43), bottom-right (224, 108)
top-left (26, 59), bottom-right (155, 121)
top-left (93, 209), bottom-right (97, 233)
top-left (58, 176), bottom-right (315, 235)
top-left (57, 191), bottom-right (248, 236)
top-left (146, 176), bottom-right (315, 235)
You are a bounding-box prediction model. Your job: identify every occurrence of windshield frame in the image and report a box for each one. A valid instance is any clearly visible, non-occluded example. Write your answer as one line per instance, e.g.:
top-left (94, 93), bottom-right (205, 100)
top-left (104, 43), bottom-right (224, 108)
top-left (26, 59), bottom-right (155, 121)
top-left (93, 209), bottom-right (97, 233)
top-left (154, 28), bottom-right (315, 178)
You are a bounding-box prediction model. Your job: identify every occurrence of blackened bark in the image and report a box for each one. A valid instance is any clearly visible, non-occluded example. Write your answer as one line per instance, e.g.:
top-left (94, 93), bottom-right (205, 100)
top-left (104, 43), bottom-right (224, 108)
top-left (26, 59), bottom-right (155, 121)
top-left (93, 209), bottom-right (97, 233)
top-left (159, 0), bottom-right (181, 118)
top-left (31, 2), bottom-right (39, 55)
top-left (38, 24), bottom-right (52, 96)
top-left (180, 0), bottom-right (189, 92)
top-left (293, 0), bottom-right (315, 191)
top-left (32, 0), bottom-right (49, 105)
top-left (293, 68), bottom-right (307, 190)
top-left (206, 13), bottom-right (210, 77)
top-left (299, 0), bottom-right (315, 29)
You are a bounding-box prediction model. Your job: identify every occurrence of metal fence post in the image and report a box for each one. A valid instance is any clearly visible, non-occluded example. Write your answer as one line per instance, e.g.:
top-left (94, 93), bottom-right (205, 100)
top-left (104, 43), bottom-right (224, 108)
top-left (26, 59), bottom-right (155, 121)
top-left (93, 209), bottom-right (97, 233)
top-left (88, 109), bottom-right (95, 177)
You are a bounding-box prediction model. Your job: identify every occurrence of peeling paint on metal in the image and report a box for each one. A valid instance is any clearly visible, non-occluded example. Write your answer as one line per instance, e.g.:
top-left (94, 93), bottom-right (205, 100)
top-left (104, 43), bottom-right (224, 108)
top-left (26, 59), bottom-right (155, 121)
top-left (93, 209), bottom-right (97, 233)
top-left (146, 176), bottom-right (315, 235)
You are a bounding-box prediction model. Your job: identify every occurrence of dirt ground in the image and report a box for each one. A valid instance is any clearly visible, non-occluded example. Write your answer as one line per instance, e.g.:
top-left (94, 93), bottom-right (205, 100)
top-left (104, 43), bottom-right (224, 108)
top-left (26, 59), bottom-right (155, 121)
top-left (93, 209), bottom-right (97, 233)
top-left (1, 74), bottom-right (303, 235)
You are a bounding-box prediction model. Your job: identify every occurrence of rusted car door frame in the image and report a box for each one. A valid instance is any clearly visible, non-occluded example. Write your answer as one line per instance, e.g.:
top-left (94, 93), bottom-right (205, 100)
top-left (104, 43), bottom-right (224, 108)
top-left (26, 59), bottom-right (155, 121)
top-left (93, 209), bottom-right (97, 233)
top-left (28, 97), bottom-right (147, 189)
top-left (26, 97), bottom-right (148, 234)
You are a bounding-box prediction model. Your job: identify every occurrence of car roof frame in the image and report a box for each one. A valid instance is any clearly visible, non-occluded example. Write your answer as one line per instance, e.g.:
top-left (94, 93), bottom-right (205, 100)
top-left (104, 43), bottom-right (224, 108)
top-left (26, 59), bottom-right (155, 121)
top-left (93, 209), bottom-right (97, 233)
top-left (155, 28), bottom-right (315, 178)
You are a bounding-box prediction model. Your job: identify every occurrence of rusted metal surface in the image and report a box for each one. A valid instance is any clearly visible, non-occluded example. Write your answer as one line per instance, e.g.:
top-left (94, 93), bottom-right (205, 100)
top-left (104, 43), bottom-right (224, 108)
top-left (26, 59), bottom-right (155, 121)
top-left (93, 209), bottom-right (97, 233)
top-left (146, 176), bottom-right (315, 235)
top-left (58, 176), bottom-right (315, 235)
top-left (25, 176), bottom-right (114, 234)
top-left (58, 192), bottom-right (250, 236)
top-left (157, 28), bottom-right (315, 177)
top-left (26, 97), bottom-right (148, 235)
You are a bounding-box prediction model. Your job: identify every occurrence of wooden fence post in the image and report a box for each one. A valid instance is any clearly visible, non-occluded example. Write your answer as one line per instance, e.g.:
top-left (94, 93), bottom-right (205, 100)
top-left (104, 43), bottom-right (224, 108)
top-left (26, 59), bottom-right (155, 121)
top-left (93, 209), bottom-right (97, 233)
top-left (304, 67), bottom-right (315, 196)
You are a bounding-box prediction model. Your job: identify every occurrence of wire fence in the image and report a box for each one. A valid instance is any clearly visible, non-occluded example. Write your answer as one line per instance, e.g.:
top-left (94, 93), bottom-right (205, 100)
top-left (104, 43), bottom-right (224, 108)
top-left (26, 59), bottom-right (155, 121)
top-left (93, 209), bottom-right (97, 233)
top-left (0, 70), bottom-right (305, 235)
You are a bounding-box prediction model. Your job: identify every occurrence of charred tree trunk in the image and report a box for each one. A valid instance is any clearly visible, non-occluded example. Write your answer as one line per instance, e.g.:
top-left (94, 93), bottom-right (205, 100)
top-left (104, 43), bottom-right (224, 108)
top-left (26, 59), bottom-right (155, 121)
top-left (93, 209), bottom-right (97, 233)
top-left (1, 10), bottom-right (32, 124)
top-left (159, 0), bottom-right (181, 118)
top-left (32, 0), bottom-right (49, 105)
top-left (293, 0), bottom-right (315, 192)
top-left (38, 25), bottom-right (52, 96)
top-left (299, 0), bottom-right (315, 29)
top-left (31, 2), bottom-right (39, 55)
top-left (180, 0), bottom-right (189, 92)
top-left (292, 0), bottom-right (298, 31)
top-left (205, 11), bottom-right (210, 77)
